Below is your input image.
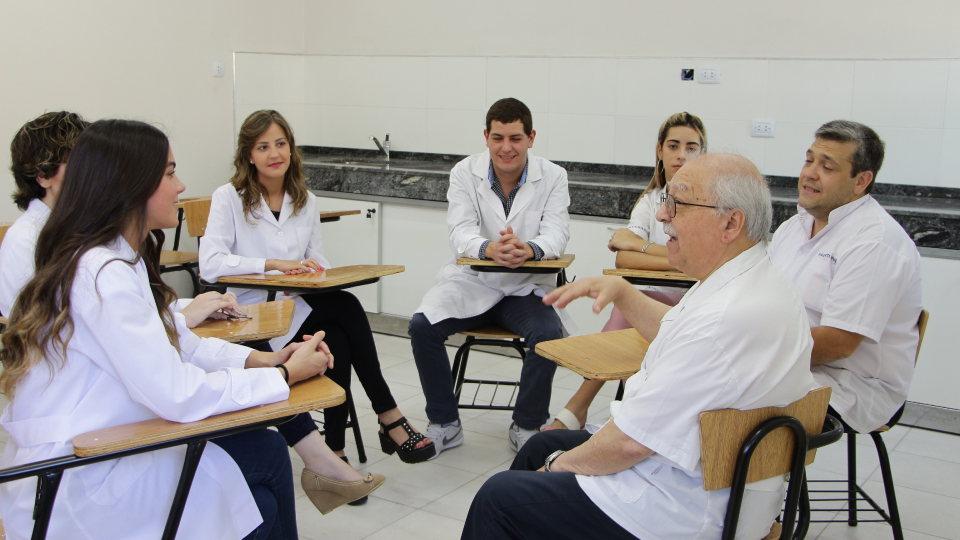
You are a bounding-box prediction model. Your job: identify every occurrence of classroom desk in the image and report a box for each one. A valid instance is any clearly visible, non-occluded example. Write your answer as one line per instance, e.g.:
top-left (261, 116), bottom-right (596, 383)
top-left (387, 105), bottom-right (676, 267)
top-left (457, 253), bottom-right (575, 275)
top-left (603, 268), bottom-right (697, 289)
top-left (319, 209), bottom-right (361, 223)
top-left (216, 264), bottom-right (404, 301)
top-left (536, 328), bottom-right (650, 381)
top-left (191, 299), bottom-right (295, 343)
top-left (73, 374), bottom-right (345, 457)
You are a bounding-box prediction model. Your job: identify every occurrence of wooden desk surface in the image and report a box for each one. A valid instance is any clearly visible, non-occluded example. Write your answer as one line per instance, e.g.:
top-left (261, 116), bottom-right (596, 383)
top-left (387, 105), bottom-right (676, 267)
top-left (73, 375), bottom-right (344, 457)
top-left (536, 328), bottom-right (650, 380)
top-left (319, 209), bottom-right (362, 220)
top-left (159, 250), bottom-right (199, 266)
top-left (192, 300), bottom-right (295, 343)
top-left (604, 268), bottom-right (697, 286)
top-left (218, 264), bottom-right (404, 290)
top-left (457, 253), bottom-right (575, 269)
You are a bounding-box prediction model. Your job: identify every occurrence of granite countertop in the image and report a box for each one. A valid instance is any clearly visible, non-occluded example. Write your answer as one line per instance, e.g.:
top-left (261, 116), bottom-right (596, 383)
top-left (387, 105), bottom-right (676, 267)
top-left (302, 147), bottom-right (960, 251)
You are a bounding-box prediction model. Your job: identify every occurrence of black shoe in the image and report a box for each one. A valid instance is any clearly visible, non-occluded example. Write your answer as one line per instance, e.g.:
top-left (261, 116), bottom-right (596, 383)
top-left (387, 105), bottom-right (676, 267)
top-left (340, 456), bottom-right (368, 506)
top-left (379, 416), bottom-right (436, 464)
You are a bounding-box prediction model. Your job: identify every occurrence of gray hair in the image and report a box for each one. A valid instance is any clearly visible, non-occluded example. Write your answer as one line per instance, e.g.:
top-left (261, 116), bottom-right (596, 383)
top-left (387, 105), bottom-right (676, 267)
top-left (710, 164), bottom-right (772, 244)
top-left (815, 120), bottom-right (885, 194)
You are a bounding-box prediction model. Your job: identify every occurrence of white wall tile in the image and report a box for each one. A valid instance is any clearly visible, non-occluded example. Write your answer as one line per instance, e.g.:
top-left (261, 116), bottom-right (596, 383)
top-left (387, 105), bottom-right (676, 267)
top-left (688, 59), bottom-right (769, 122)
top-left (872, 126), bottom-right (942, 186)
top-left (548, 58), bottom-right (618, 116)
top-left (938, 129), bottom-right (960, 188)
top-left (315, 56), bottom-right (429, 108)
top-left (547, 113), bottom-right (615, 163)
top-left (317, 105), bottom-right (428, 151)
top-left (529, 113), bottom-right (550, 159)
top-left (427, 108), bottom-right (487, 155)
top-left (304, 55), bottom-right (325, 105)
top-left (614, 115), bottom-right (663, 166)
top-left (767, 60), bottom-right (855, 124)
top-left (301, 103), bottom-right (324, 146)
top-left (851, 60), bottom-right (949, 129)
top-left (616, 59), bottom-right (691, 119)
top-left (234, 53), bottom-right (304, 105)
top-left (428, 57), bottom-right (487, 110)
top-left (486, 57), bottom-right (551, 114)
top-left (701, 118), bottom-right (766, 170)
top-left (943, 61), bottom-right (960, 130)
top-left (762, 122), bottom-right (819, 177)
top-left (234, 102), bottom-right (304, 140)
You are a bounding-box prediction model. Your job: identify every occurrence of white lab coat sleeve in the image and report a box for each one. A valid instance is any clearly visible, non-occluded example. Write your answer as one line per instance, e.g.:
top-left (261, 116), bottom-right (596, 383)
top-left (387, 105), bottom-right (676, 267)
top-left (0, 222), bottom-right (36, 317)
top-left (528, 169), bottom-right (570, 259)
top-left (173, 311), bottom-right (253, 372)
top-left (303, 197), bottom-right (332, 269)
top-left (447, 164), bottom-right (488, 259)
top-left (74, 259), bottom-right (288, 423)
top-left (200, 187), bottom-right (267, 280)
top-left (626, 190), bottom-right (657, 241)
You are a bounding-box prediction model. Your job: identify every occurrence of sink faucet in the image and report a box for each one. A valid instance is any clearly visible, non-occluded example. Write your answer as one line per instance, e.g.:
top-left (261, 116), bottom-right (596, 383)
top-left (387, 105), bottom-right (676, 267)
top-left (370, 133), bottom-right (390, 161)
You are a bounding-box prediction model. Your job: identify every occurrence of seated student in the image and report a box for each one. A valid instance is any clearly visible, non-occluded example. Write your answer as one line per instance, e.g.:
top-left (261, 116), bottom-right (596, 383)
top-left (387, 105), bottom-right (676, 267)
top-left (409, 98), bottom-right (572, 455)
top-left (200, 110), bottom-right (434, 469)
top-left (546, 111), bottom-right (706, 432)
top-left (462, 154), bottom-right (817, 540)
top-left (0, 120), bottom-right (383, 540)
top-left (769, 120), bottom-right (922, 434)
top-left (0, 111), bottom-right (89, 316)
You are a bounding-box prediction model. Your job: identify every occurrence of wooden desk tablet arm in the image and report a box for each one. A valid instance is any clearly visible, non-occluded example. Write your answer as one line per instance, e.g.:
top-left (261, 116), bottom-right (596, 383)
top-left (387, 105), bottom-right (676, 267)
top-left (0, 376), bottom-right (344, 540)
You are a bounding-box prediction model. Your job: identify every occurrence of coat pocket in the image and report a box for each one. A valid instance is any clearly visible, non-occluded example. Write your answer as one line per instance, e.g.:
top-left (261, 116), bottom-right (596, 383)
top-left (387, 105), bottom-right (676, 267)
top-left (86, 453), bottom-right (153, 506)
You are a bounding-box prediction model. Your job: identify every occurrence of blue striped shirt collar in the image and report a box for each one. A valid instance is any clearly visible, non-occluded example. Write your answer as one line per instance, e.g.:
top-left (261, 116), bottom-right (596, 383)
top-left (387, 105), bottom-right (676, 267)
top-left (488, 159), bottom-right (529, 188)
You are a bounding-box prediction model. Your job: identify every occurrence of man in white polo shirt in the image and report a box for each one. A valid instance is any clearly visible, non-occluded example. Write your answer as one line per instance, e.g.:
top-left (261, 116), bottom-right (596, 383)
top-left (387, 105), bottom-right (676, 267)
top-left (769, 120), bottom-right (923, 435)
top-left (461, 154), bottom-right (817, 540)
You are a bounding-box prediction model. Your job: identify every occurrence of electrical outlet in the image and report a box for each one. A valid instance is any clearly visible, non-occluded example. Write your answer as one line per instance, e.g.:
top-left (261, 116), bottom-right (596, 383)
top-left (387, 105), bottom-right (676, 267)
top-left (698, 66), bottom-right (721, 84)
top-left (212, 61), bottom-right (225, 77)
top-left (751, 120), bottom-right (776, 138)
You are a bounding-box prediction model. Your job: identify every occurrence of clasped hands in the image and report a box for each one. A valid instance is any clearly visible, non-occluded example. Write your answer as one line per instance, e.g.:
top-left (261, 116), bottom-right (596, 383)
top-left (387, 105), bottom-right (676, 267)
top-left (484, 225), bottom-right (535, 269)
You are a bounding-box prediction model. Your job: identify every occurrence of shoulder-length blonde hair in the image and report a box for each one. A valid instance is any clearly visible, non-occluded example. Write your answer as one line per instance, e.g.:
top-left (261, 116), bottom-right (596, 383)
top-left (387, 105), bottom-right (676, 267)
top-left (231, 110), bottom-right (308, 222)
top-left (0, 120), bottom-right (180, 398)
top-left (638, 112), bottom-right (707, 203)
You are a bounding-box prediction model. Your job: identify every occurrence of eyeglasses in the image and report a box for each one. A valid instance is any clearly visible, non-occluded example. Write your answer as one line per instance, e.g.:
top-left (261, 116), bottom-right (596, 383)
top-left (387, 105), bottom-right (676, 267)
top-left (659, 192), bottom-right (718, 218)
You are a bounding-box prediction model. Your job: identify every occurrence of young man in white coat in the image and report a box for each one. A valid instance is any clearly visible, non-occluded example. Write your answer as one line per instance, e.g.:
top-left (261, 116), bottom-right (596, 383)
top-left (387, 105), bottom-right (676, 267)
top-left (769, 120), bottom-right (922, 435)
top-left (409, 98), bottom-right (572, 455)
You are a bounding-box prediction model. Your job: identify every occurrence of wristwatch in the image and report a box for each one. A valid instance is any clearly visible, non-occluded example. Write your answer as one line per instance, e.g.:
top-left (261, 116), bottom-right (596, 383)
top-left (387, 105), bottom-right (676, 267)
top-left (544, 450), bottom-right (566, 472)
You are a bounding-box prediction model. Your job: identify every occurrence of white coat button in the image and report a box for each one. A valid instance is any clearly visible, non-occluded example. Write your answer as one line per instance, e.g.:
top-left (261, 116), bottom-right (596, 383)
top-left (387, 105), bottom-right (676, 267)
top-left (278, 231), bottom-right (284, 237)
top-left (238, 394), bottom-right (244, 400)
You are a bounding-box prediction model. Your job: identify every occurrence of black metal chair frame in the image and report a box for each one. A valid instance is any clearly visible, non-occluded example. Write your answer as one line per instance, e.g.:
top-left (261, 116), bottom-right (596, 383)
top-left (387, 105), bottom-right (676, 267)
top-left (722, 414), bottom-right (844, 540)
top-left (0, 414), bottom-right (297, 540)
top-left (160, 207), bottom-right (201, 297)
top-left (806, 406), bottom-right (908, 539)
top-left (450, 269), bottom-right (569, 411)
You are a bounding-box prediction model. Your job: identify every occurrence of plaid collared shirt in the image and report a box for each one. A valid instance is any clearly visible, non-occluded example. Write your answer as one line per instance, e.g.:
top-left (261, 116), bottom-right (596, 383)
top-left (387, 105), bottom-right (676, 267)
top-left (479, 160), bottom-right (544, 261)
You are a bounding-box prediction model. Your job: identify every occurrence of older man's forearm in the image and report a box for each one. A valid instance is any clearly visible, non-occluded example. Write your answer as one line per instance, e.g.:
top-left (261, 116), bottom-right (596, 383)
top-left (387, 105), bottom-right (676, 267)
top-left (549, 421), bottom-right (654, 476)
top-left (614, 287), bottom-right (672, 343)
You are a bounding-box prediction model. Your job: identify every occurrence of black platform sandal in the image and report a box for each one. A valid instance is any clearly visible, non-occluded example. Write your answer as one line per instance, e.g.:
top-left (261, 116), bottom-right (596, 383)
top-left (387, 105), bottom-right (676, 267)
top-left (378, 416), bottom-right (436, 464)
top-left (340, 456), bottom-right (368, 506)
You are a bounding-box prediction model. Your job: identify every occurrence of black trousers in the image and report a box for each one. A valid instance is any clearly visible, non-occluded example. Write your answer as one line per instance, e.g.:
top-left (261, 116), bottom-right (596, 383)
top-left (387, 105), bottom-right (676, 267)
top-left (461, 429), bottom-right (639, 540)
top-left (282, 290), bottom-right (398, 451)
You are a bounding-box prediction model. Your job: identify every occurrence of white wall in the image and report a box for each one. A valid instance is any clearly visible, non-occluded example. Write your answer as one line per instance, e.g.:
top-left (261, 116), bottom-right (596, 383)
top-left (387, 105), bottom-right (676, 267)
top-left (0, 0), bottom-right (306, 225)
top-left (303, 1), bottom-right (960, 60)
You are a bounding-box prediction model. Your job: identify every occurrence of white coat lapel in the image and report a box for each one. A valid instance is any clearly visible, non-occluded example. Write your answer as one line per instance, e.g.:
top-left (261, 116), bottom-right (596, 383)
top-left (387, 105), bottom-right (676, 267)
top-left (257, 194), bottom-right (282, 229)
top-left (505, 155), bottom-right (542, 224)
top-left (473, 151), bottom-right (507, 223)
top-left (277, 191), bottom-right (294, 226)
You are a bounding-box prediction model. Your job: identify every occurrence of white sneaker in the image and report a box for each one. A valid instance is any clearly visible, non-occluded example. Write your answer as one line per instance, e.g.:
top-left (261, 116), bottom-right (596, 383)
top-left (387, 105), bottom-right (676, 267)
top-left (425, 420), bottom-right (463, 459)
top-left (508, 422), bottom-right (539, 452)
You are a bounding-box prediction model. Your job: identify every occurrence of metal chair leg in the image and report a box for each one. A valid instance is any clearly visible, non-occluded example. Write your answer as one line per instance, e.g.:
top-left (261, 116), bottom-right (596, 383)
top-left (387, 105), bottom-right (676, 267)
top-left (347, 390), bottom-right (367, 464)
top-left (30, 469), bottom-right (63, 540)
top-left (161, 440), bottom-right (207, 540)
top-left (847, 431), bottom-right (858, 526)
top-left (872, 431), bottom-right (905, 540)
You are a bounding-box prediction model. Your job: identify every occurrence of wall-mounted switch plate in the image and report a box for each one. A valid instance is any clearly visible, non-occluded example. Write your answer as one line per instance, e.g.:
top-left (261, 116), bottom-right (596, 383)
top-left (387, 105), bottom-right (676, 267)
top-left (698, 66), bottom-right (721, 84)
top-left (213, 61), bottom-right (225, 77)
top-left (751, 120), bottom-right (776, 138)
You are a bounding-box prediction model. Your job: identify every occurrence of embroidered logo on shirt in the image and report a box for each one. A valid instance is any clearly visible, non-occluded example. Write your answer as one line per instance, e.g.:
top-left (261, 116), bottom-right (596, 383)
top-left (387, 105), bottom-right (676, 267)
top-left (818, 253), bottom-right (838, 264)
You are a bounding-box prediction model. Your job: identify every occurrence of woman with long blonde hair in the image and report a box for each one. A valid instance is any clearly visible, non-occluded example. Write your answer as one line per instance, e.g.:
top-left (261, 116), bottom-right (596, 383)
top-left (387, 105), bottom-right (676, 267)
top-left (545, 112), bottom-right (707, 431)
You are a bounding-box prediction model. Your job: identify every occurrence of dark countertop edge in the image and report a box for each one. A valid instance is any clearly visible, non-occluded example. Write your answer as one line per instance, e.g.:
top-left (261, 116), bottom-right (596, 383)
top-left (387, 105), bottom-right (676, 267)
top-left (301, 146), bottom-right (960, 200)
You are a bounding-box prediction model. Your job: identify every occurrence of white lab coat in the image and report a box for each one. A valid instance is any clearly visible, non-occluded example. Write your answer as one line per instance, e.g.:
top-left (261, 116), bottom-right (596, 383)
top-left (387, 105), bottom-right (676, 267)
top-left (0, 199), bottom-right (51, 316)
top-left (416, 150), bottom-right (574, 331)
top-left (0, 237), bottom-right (289, 540)
top-left (200, 184), bottom-right (331, 351)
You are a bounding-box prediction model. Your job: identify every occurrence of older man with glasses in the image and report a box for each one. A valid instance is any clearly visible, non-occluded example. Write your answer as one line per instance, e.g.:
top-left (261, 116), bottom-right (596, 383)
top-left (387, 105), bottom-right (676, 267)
top-left (460, 153), bottom-right (819, 540)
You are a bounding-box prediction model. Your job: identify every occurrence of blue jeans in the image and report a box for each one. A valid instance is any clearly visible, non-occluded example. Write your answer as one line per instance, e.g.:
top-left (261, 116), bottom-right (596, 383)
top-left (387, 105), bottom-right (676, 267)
top-left (408, 293), bottom-right (562, 430)
top-left (212, 428), bottom-right (297, 540)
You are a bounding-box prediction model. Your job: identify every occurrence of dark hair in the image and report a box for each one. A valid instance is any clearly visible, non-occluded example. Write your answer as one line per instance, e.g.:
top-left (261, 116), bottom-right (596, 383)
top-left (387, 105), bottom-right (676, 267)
top-left (231, 110), bottom-right (308, 222)
top-left (486, 98), bottom-right (533, 136)
top-left (9, 111), bottom-right (89, 210)
top-left (0, 119), bottom-right (179, 398)
top-left (815, 120), bottom-right (885, 194)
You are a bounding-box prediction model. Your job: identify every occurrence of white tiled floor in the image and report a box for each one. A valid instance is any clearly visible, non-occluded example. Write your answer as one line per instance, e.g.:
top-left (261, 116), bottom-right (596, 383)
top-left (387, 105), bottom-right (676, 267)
top-left (3, 333), bottom-right (959, 539)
